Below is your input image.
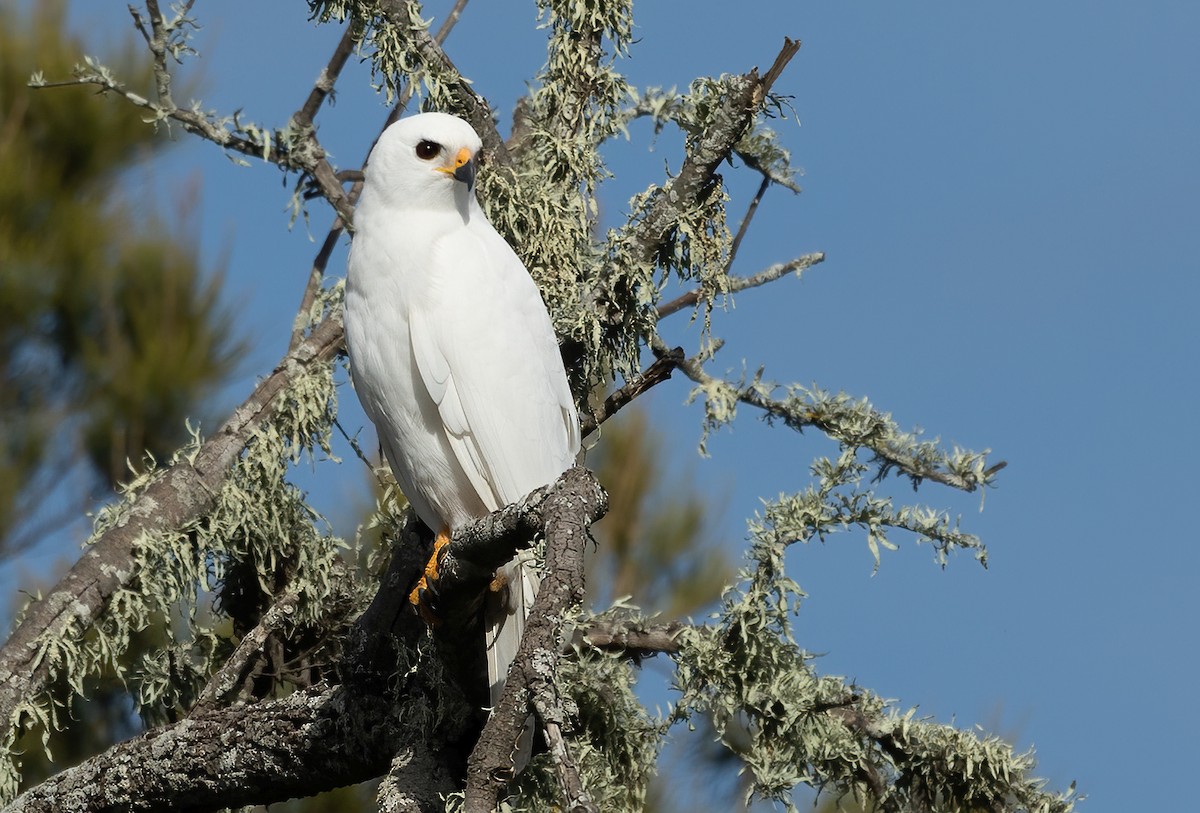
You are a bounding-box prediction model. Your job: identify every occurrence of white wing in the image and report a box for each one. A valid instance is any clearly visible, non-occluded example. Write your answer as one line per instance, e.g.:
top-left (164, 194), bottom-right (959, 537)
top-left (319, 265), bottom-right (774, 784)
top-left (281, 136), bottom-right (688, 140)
top-left (408, 220), bottom-right (579, 520)
top-left (410, 215), bottom-right (577, 773)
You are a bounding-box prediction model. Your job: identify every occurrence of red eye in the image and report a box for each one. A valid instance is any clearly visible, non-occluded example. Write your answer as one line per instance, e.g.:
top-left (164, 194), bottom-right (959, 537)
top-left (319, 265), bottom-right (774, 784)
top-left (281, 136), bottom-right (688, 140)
top-left (415, 140), bottom-right (441, 160)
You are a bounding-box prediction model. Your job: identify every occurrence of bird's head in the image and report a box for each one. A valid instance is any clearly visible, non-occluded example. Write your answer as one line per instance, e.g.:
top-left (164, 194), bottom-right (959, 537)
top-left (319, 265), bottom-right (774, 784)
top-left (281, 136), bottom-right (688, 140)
top-left (364, 112), bottom-right (483, 212)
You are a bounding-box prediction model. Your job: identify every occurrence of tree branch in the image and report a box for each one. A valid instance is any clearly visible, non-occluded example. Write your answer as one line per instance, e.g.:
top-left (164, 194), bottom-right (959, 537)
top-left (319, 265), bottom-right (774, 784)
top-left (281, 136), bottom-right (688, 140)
top-left (7, 471), bottom-right (633, 812)
top-left (375, 0), bottom-right (511, 168)
top-left (575, 619), bottom-right (685, 657)
top-left (728, 173), bottom-right (772, 267)
top-left (34, 2), bottom-right (354, 223)
top-left (621, 38), bottom-right (799, 269)
top-left (579, 347), bottom-right (684, 437)
top-left (0, 317), bottom-right (344, 739)
top-left (376, 747), bottom-right (461, 813)
top-left (193, 592), bottom-right (301, 710)
top-left (656, 252), bottom-right (825, 320)
top-left (463, 468), bottom-right (608, 812)
top-left (4, 684), bottom-right (401, 813)
top-left (586, 38), bottom-right (802, 377)
top-left (537, 711), bottom-right (598, 813)
top-left (5, 464), bottom-right (620, 813)
top-left (652, 333), bottom-right (1002, 492)
top-left (293, 22), bottom-right (358, 129)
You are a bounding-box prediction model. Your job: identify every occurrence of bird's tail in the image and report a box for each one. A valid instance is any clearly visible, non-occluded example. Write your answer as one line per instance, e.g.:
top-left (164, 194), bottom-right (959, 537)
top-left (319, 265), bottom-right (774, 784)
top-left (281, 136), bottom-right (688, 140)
top-left (484, 549), bottom-right (540, 772)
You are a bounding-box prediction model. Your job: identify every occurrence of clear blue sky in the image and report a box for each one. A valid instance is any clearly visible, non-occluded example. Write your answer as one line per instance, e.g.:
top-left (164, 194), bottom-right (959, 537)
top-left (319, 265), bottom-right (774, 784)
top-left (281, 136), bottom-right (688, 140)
top-left (19, 2), bottom-right (1200, 810)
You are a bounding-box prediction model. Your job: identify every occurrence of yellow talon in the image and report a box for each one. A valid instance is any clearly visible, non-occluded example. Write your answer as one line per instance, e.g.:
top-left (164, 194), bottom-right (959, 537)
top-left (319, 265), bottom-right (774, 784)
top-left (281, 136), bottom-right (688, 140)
top-left (409, 528), bottom-right (451, 622)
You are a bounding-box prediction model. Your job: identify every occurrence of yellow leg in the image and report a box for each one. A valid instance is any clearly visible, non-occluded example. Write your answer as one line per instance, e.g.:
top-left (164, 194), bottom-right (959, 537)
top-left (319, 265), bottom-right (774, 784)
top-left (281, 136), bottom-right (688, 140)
top-left (409, 527), bottom-right (451, 618)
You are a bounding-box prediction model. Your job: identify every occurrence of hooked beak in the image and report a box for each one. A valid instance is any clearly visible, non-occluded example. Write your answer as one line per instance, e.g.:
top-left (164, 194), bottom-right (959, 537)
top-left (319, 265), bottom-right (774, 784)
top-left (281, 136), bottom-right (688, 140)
top-left (436, 146), bottom-right (476, 190)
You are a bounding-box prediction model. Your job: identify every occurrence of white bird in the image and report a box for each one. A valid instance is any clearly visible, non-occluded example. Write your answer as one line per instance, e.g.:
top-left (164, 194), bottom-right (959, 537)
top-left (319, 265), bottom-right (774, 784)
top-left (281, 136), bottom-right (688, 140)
top-left (344, 112), bottom-right (580, 728)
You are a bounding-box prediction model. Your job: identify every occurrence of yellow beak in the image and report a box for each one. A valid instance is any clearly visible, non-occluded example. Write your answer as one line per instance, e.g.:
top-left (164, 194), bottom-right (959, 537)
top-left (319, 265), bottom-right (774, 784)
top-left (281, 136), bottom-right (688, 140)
top-left (436, 147), bottom-right (474, 176)
top-left (435, 146), bottom-right (476, 188)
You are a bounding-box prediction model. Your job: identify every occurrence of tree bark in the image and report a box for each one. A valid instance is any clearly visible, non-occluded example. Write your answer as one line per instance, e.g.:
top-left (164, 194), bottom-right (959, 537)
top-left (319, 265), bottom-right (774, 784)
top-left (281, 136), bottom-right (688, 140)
top-left (6, 684), bottom-right (396, 813)
top-left (0, 318), bottom-right (344, 744)
top-left (5, 467), bottom-right (611, 813)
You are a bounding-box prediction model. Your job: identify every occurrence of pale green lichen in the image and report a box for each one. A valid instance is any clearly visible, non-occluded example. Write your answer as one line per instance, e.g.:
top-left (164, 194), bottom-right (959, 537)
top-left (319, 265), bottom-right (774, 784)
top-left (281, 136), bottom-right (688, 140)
top-left (506, 645), bottom-right (664, 812)
top-left (753, 447), bottom-right (988, 571)
top-left (690, 369), bottom-right (1002, 494)
top-left (11, 3), bottom-right (1077, 810)
top-left (1, 289), bottom-right (353, 794)
top-left (669, 518), bottom-right (1072, 813)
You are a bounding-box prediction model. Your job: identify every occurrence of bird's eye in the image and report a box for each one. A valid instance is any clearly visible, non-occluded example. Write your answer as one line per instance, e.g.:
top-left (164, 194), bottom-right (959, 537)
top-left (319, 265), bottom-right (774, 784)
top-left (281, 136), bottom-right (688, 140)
top-left (415, 140), bottom-right (442, 161)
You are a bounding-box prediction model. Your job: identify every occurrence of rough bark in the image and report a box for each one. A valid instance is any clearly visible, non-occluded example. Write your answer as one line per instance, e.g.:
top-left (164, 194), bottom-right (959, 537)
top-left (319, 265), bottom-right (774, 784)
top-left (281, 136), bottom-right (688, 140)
top-left (463, 467), bottom-right (608, 812)
top-left (7, 684), bottom-right (396, 813)
top-left (5, 467), bottom-right (612, 813)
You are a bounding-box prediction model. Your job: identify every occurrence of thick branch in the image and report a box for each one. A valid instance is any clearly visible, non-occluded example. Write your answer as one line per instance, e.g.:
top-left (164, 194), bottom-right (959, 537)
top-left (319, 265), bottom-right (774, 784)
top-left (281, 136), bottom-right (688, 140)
top-left (9, 498), bottom-right (484, 813)
top-left (430, 468), bottom-right (597, 609)
top-left (4, 470), bottom-right (626, 813)
top-left (376, 748), bottom-right (461, 813)
top-left (463, 468), bottom-right (608, 812)
top-left (0, 318), bottom-right (344, 736)
top-left (4, 684), bottom-right (399, 813)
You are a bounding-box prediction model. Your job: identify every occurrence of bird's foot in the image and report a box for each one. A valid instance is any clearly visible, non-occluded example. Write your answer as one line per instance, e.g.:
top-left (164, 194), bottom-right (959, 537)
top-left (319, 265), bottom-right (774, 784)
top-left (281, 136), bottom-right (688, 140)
top-left (409, 528), bottom-right (451, 625)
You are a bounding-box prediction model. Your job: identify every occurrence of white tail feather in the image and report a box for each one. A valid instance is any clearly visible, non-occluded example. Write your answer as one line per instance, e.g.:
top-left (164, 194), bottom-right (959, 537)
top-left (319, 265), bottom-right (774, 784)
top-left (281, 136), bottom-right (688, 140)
top-left (484, 551), bottom-right (540, 772)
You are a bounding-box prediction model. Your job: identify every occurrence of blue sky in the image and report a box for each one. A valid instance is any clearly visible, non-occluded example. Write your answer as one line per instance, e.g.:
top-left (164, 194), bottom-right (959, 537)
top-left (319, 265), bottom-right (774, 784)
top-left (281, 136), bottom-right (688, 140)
top-left (14, 2), bottom-right (1200, 810)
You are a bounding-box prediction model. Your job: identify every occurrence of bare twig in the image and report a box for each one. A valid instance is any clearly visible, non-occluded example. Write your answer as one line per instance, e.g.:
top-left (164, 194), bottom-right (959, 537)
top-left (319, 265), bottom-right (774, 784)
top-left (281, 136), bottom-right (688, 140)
top-left (294, 23), bottom-right (358, 129)
top-left (651, 333), bottom-right (1000, 492)
top-left (288, 229), bottom-right (345, 351)
top-left (656, 252), bottom-right (825, 320)
top-left (760, 37), bottom-right (801, 96)
top-left (193, 593), bottom-right (300, 710)
top-left (579, 347), bottom-right (684, 436)
top-left (438, 0), bottom-right (471, 41)
top-left (575, 620), bottom-right (684, 657)
top-left (728, 173), bottom-right (771, 268)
